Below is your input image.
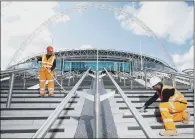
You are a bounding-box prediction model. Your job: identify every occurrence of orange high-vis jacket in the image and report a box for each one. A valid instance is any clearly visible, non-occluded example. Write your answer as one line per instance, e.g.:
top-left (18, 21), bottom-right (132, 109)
top-left (40, 54), bottom-right (56, 71)
top-left (159, 85), bottom-right (187, 103)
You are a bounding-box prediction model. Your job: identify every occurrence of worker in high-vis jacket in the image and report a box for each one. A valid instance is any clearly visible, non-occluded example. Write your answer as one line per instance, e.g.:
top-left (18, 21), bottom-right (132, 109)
top-left (37, 46), bottom-right (56, 97)
top-left (139, 76), bottom-right (190, 136)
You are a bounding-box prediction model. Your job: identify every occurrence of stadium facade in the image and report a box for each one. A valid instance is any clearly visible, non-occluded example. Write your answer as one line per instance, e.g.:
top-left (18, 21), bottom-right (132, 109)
top-left (8, 49), bottom-right (176, 73)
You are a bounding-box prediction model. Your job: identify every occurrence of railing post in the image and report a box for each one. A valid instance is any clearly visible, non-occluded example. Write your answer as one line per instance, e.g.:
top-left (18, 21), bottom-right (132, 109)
top-left (144, 70), bottom-right (147, 89)
top-left (23, 72), bottom-right (26, 89)
top-left (68, 73), bottom-right (70, 86)
top-left (6, 73), bottom-right (15, 108)
top-left (61, 57), bottom-right (64, 75)
top-left (60, 70), bottom-right (63, 89)
top-left (162, 74), bottom-right (164, 84)
top-left (60, 77), bottom-right (63, 88)
top-left (130, 80), bottom-right (133, 89)
top-left (123, 74), bottom-right (125, 86)
top-left (190, 78), bottom-right (193, 90)
top-left (172, 75), bottom-right (176, 88)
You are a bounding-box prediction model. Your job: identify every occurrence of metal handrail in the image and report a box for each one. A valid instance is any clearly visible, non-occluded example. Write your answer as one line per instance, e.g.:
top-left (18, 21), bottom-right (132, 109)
top-left (104, 68), bottom-right (156, 138)
top-left (118, 71), bottom-right (136, 79)
top-left (31, 68), bottom-right (91, 138)
top-left (143, 68), bottom-right (194, 79)
top-left (95, 49), bottom-right (100, 138)
top-left (182, 68), bottom-right (194, 73)
top-left (1, 68), bottom-right (38, 108)
top-left (0, 68), bottom-right (37, 76)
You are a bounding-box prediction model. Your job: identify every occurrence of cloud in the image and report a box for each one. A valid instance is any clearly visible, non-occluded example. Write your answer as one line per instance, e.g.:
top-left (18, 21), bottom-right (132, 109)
top-left (1, 1), bottom-right (70, 70)
top-left (172, 45), bottom-right (194, 71)
top-left (116, 2), bottom-right (193, 45)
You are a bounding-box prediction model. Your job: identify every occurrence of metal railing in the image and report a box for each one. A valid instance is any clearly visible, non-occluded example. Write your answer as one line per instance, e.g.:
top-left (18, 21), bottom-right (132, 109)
top-left (94, 70), bottom-right (100, 138)
top-left (0, 68), bottom-right (36, 76)
top-left (115, 71), bottom-right (136, 88)
top-left (104, 68), bottom-right (156, 138)
top-left (0, 68), bottom-right (37, 108)
top-left (141, 68), bottom-right (194, 89)
top-left (31, 68), bottom-right (90, 138)
top-left (143, 68), bottom-right (194, 79)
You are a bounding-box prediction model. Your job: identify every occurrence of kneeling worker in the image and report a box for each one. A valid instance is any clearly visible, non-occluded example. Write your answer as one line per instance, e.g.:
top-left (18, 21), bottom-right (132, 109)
top-left (139, 76), bottom-right (191, 136)
top-left (37, 46), bottom-right (56, 97)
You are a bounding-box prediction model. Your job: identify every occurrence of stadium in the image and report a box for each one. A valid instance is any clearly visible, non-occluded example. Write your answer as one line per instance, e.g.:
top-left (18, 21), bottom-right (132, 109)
top-left (1, 48), bottom-right (194, 138)
top-left (1, 2), bottom-right (194, 139)
top-left (7, 49), bottom-right (177, 72)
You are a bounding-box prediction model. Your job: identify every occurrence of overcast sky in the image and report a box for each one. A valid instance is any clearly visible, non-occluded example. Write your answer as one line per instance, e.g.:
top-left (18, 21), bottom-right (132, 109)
top-left (1, 1), bottom-right (194, 71)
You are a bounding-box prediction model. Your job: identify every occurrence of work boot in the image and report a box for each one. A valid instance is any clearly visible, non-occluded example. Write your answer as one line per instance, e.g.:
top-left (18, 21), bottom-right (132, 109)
top-left (182, 112), bottom-right (191, 124)
top-left (39, 90), bottom-right (45, 97)
top-left (159, 130), bottom-right (177, 136)
top-left (48, 93), bottom-right (54, 97)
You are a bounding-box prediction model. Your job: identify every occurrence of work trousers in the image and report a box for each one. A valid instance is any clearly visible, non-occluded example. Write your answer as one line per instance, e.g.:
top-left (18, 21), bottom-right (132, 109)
top-left (159, 101), bottom-right (188, 130)
top-left (39, 69), bottom-right (54, 96)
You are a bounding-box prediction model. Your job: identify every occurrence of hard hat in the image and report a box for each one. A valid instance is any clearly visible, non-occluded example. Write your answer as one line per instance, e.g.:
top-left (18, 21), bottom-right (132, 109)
top-left (150, 76), bottom-right (161, 86)
top-left (47, 46), bottom-right (54, 52)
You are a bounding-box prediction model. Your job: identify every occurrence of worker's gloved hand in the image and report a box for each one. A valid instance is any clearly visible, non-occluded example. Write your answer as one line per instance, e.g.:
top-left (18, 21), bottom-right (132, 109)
top-left (139, 106), bottom-right (147, 113)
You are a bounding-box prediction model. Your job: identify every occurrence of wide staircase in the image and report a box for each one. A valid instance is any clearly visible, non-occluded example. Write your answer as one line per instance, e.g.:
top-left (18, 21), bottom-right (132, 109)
top-left (0, 68), bottom-right (194, 138)
top-left (103, 75), bottom-right (194, 138)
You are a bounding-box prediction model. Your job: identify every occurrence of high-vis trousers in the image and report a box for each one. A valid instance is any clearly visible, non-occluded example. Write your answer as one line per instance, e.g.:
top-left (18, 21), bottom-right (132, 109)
top-left (159, 101), bottom-right (188, 130)
top-left (39, 69), bottom-right (54, 96)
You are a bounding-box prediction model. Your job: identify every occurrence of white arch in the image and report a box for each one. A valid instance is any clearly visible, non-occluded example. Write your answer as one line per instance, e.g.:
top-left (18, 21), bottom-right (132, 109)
top-left (6, 4), bottom-right (178, 71)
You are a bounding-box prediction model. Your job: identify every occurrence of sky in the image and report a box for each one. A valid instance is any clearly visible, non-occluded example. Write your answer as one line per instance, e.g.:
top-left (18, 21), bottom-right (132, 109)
top-left (1, 1), bottom-right (194, 71)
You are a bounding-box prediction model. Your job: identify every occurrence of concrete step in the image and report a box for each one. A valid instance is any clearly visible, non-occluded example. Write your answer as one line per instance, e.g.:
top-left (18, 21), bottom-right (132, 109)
top-left (109, 99), bottom-right (194, 107)
top-left (1, 125), bottom-right (82, 138)
top-left (123, 90), bottom-right (194, 93)
top-left (0, 89), bottom-right (70, 93)
top-left (114, 93), bottom-right (194, 97)
top-left (0, 115), bottom-right (72, 120)
top-left (112, 103), bottom-right (194, 108)
top-left (0, 93), bottom-right (68, 97)
top-left (0, 97), bottom-right (80, 102)
top-left (116, 123), bottom-right (193, 138)
top-left (113, 96), bottom-right (194, 101)
top-left (110, 107), bottom-right (194, 114)
top-left (0, 86), bottom-right (91, 90)
top-left (154, 129), bottom-right (194, 138)
top-left (1, 117), bottom-right (80, 127)
top-left (112, 114), bottom-right (194, 124)
top-left (1, 102), bottom-right (79, 108)
top-left (3, 93), bottom-right (193, 98)
top-left (123, 114), bottom-right (194, 119)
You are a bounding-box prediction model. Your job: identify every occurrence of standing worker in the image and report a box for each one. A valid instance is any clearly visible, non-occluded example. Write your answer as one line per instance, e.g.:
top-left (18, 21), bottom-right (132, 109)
top-left (139, 76), bottom-right (191, 136)
top-left (37, 46), bottom-right (56, 97)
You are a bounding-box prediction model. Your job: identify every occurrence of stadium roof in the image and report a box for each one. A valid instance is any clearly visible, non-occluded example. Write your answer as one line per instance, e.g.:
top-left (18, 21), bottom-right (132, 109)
top-left (9, 49), bottom-right (175, 71)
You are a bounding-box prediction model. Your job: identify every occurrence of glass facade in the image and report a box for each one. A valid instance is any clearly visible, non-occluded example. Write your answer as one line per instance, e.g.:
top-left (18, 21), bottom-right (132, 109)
top-left (63, 61), bottom-right (131, 72)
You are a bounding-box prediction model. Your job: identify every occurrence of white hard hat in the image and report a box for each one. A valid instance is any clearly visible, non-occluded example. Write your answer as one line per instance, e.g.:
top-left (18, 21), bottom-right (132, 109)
top-left (150, 76), bottom-right (161, 86)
